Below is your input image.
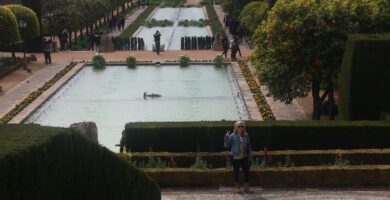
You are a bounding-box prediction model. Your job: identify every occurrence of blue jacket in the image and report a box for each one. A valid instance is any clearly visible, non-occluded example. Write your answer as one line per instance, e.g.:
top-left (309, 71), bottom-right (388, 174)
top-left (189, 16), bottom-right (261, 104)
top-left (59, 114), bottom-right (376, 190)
top-left (224, 132), bottom-right (252, 161)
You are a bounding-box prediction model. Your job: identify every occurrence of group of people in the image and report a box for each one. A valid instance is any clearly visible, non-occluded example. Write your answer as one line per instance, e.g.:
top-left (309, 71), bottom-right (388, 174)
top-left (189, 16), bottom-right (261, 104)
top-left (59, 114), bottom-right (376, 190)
top-left (221, 35), bottom-right (242, 60)
top-left (88, 31), bottom-right (102, 52)
top-left (138, 0), bottom-right (149, 9)
top-left (108, 16), bottom-right (125, 32)
top-left (117, 120), bottom-right (253, 193)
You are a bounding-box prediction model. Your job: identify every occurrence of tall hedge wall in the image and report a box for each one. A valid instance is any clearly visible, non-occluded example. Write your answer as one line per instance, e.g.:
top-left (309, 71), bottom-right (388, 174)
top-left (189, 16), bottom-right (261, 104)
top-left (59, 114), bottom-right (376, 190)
top-left (0, 124), bottom-right (160, 200)
top-left (125, 121), bottom-right (390, 152)
top-left (339, 34), bottom-right (390, 120)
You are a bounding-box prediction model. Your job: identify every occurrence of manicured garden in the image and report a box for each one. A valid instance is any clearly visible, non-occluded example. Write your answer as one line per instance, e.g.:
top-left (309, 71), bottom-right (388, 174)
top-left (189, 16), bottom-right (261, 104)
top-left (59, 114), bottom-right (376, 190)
top-left (120, 120), bottom-right (390, 187)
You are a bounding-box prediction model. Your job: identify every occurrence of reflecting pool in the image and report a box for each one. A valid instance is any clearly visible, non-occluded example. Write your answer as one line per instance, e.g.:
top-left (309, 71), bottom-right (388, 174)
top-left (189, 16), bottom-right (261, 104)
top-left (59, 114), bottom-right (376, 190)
top-left (26, 65), bottom-right (248, 151)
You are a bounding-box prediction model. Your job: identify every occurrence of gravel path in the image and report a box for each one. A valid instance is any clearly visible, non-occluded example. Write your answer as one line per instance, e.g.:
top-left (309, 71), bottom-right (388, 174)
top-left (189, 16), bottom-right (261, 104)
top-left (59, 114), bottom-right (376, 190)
top-left (162, 188), bottom-right (390, 200)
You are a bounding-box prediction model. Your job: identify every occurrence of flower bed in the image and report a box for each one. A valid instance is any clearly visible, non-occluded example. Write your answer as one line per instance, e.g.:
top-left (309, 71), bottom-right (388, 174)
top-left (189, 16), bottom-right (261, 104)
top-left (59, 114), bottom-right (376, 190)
top-left (119, 148), bottom-right (390, 168)
top-left (239, 60), bottom-right (275, 120)
top-left (0, 62), bottom-right (77, 124)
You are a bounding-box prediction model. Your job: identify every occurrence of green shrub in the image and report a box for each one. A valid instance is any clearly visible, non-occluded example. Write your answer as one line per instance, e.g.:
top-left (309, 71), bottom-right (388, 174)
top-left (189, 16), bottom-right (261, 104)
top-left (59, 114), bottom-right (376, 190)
top-left (145, 18), bottom-right (174, 27)
top-left (125, 121), bottom-right (390, 152)
top-left (0, 6), bottom-right (20, 47)
top-left (144, 166), bottom-right (390, 187)
top-left (339, 34), bottom-right (390, 120)
top-left (5, 5), bottom-right (40, 40)
top-left (126, 56), bottom-right (137, 68)
top-left (0, 124), bottom-right (160, 199)
top-left (213, 55), bottom-right (225, 67)
top-left (92, 54), bottom-right (106, 69)
top-left (178, 55), bottom-right (190, 67)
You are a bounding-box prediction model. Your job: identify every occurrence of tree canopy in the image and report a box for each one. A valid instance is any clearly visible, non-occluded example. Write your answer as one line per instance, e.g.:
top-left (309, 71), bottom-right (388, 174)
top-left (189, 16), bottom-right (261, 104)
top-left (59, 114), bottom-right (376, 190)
top-left (252, 0), bottom-right (390, 119)
top-left (239, 1), bottom-right (269, 35)
top-left (0, 6), bottom-right (20, 47)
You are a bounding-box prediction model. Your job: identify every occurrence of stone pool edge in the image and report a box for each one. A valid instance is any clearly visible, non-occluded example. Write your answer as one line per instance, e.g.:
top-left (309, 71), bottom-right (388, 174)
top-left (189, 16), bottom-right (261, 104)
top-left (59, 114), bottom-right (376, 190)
top-left (10, 63), bottom-right (85, 124)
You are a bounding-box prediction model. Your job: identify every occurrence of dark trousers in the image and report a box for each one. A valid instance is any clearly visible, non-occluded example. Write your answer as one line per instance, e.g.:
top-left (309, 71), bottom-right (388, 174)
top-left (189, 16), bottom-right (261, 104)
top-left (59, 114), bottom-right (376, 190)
top-left (222, 48), bottom-right (228, 58)
top-left (44, 51), bottom-right (51, 64)
top-left (232, 157), bottom-right (250, 183)
top-left (155, 41), bottom-right (160, 55)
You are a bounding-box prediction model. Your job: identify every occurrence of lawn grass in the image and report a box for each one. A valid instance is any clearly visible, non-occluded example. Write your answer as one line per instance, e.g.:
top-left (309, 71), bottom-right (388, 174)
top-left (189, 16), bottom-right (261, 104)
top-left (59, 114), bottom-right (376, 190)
top-left (205, 4), bottom-right (226, 37)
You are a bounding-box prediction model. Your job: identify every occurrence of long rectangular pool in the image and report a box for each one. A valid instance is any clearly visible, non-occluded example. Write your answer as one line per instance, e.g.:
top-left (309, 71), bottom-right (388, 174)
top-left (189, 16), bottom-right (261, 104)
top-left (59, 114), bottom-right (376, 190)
top-left (25, 65), bottom-right (248, 151)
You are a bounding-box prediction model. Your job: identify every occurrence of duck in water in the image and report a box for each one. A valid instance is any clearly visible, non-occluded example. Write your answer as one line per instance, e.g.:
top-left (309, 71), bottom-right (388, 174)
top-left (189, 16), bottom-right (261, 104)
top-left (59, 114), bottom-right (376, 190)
top-left (143, 92), bottom-right (162, 99)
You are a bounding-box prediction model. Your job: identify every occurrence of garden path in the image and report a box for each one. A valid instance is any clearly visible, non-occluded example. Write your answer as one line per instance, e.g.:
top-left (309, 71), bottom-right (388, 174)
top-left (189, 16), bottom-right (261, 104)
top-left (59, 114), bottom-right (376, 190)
top-left (161, 187), bottom-right (390, 200)
top-left (108, 5), bottom-right (146, 38)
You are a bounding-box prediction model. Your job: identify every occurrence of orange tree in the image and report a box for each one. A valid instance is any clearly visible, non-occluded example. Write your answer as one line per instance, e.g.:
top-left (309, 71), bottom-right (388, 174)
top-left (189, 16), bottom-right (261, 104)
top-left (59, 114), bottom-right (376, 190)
top-left (252, 0), bottom-right (390, 120)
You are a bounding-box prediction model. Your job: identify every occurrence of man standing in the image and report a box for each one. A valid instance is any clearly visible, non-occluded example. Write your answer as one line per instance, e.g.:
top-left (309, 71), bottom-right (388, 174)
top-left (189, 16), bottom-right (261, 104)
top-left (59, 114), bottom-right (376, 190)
top-left (154, 30), bottom-right (161, 55)
top-left (43, 38), bottom-right (52, 64)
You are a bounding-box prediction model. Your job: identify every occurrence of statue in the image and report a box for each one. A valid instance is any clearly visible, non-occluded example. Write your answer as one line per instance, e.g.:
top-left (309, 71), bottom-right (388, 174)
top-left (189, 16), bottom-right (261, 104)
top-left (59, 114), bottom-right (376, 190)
top-left (99, 31), bottom-right (114, 52)
top-left (212, 32), bottom-right (222, 51)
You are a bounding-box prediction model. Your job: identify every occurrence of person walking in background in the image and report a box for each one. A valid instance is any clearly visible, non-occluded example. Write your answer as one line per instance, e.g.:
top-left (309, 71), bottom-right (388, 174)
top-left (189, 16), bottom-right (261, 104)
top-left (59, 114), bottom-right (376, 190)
top-left (230, 38), bottom-right (237, 60)
top-left (116, 130), bottom-right (127, 153)
top-left (154, 30), bottom-right (161, 55)
top-left (120, 17), bottom-right (125, 30)
top-left (224, 120), bottom-right (252, 193)
top-left (43, 38), bottom-right (52, 64)
top-left (88, 31), bottom-right (95, 51)
top-left (61, 30), bottom-right (69, 51)
top-left (221, 36), bottom-right (229, 58)
top-left (234, 36), bottom-right (242, 58)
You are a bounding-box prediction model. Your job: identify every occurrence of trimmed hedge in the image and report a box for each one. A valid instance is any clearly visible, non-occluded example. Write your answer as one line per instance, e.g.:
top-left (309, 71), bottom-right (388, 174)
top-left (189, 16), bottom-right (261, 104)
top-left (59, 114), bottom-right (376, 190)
top-left (121, 149), bottom-right (390, 168)
top-left (5, 4), bottom-right (40, 40)
top-left (125, 121), bottom-right (390, 152)
top-left (0, 124), bottom-right (160, 200)
top-left (144, 165), bottom-right (390, 187)
top-left (340, 34), bottom-right (390, 120)
top-left (0, 6), bottom-right (20, 47)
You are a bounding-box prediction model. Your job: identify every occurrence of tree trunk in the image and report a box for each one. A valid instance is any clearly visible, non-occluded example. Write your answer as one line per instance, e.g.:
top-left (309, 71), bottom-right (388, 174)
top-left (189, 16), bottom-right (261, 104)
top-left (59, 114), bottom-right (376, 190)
top-left (74, 31), bottom-right (78, 43)
top-left (69, 32), bottom-right (72, 47)
top-left (328, 82), bottom-right (335, 120)
top-left (80, 29), bottom-right (83, 38)
top-left (11, 43), bottom-right (16, 60)
top-left (312, 80), bottom-right (321, 120)
top-left (99, 19), bottom-right (102, 27)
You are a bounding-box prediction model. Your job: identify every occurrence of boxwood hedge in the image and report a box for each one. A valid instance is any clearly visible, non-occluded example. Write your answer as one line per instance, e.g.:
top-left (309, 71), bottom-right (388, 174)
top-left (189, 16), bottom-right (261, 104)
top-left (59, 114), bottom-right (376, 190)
top-left (340, 34), bottom-right (390, 120)
top-left (0, 124), bottom-right (160, 200)
top-left (125, 121), bottom-right (390, 152)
